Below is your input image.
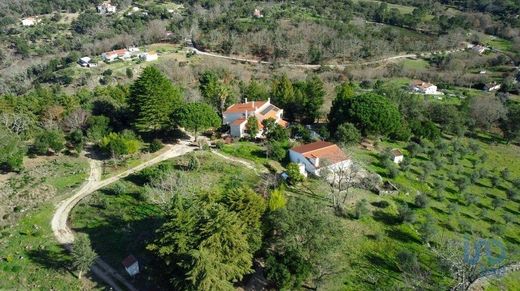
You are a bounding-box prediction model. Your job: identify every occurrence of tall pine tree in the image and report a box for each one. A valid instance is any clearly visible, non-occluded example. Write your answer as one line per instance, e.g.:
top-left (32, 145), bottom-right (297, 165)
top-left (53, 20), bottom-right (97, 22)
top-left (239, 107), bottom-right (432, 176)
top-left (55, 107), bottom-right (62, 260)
top-left (128, 66), bottom-right (183, 134)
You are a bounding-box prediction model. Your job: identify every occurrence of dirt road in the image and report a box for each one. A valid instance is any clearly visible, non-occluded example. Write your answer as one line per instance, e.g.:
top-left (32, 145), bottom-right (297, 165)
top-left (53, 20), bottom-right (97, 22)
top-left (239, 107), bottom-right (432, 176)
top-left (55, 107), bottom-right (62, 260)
top-left (189, 47), bottom-right (465, 69)
top-left (51, 143), bottom-right (194, 291)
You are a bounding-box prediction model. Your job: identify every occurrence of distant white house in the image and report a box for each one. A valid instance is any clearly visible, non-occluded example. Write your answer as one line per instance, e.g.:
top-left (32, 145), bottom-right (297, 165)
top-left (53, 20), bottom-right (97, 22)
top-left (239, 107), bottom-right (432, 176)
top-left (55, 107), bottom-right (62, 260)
top-left (390, 149), bottom-right (404, 164)
top-left (223, 98), bottom-right (288, 138)
top-left (472, 44), bottom-right (488, 54)
top-left (410, 80), bottom-right (438, 95)
top-left (484, 82), bottom-right (502, 92)
top-left (101, 49), bottom-right (130, 62)
top-left (289, 141), bottom-right (351, 176)
top-left (78, 57), bottom-right (96, 67)
top-left (253, 8), bottom-right (264, 18)
top-left (97, 1), bottom-right (117, 14)
top-left (21, 17), bottom-right (40, 26)
top-left (122, 255), bottom-right (139, 277)
top-left (139, 51), bottom-right (158, 62)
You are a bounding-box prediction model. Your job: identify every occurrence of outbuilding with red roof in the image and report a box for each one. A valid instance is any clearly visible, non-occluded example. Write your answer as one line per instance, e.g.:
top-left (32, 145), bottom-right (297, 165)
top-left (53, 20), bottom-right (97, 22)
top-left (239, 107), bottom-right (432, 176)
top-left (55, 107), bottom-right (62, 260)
top-left (289, 141), bottom-right (351, 176)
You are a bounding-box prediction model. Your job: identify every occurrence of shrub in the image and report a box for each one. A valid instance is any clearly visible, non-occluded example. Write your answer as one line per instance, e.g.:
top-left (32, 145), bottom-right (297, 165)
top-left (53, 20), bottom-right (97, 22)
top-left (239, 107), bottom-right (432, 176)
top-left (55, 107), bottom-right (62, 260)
top-left (335, 122), bottom-right (361, 145)
top-left (187, 154), bottom-right (200, 171)
top-left (286, 163), bottom-right (304, 185)
top-left (268, 188), bottom-right (287, 211)
top-left (110, 182), bottom-right (126, 195)
top-left (397, 203), bottom-right (415, 223)
top-left (215, 140), bottom-right (224, 150)
top-left (414, 194), bottom-right (429, 208)
top-left (33, 130), bottom-right (65, 155)
top-left (396, 251), bottom-right (419, 273)
top-left (353, 199), bottom-right (369, 219)
top-left (149, 139), bottom-right (163, 153)
top-left (418, 217), bottom-right (437, 243)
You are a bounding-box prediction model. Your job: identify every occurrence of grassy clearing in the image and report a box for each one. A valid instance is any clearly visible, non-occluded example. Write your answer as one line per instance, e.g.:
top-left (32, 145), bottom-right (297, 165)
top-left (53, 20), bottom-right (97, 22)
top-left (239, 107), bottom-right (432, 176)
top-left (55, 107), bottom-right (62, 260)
top-left (220, 141), bottom-right (269, 164)
top-left (482, 36), bottom-right (514, 53)
top-left (402, 58), bottom-right (429, 70)
top-left (71, 151), bottom-right (260, 290)
top-left (0, 204), bottom-right (99, 290)
top-left (0, 155), bottom-right (93, 289)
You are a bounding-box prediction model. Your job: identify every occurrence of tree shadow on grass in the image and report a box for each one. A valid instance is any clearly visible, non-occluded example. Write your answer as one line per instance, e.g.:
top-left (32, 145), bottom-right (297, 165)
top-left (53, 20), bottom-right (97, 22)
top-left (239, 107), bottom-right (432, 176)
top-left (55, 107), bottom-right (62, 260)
top-left (461, 212), bottom-right (476, 220)
top-left (365, 253), bottom-right (399, 273)
top-left (386, 228), bottom-right (422, 244)
top-left (477, 202), bottom-right (491, 210)
top-left (372, 210), bottom-right (399, 225)
top-left (504, 206), bottom-right (520, 215)
top-left (371, 201), bottom-right (390, 209)
top-left (27, 247), bottom-right (72, 273)
top-left (504, 235), bottom-right (520, 245)
top-left (431, 206), bottom-right (446, 215)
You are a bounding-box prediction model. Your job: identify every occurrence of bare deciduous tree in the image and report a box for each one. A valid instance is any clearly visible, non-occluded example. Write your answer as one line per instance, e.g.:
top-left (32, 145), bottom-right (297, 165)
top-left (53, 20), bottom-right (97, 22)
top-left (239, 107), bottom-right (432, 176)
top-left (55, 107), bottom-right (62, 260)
top-left (321, 161), bottom-right (361, 210)
top-left (63, 108), bottom-right (89, 132)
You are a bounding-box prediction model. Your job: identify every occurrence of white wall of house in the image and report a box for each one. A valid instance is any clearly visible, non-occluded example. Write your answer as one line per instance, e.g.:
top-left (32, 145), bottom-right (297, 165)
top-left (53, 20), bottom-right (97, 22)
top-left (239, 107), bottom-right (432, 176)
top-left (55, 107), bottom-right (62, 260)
top-left (289, 150), bottom-right (318, 175)
top-left (124, 262), bottom-right (139, 276)
top-left (393, 155), bottom-right (404, 164)
top-left (424, 85), bottom-right (437, 94)
top-left (230, 122), bottom-right (245, 137)
top-left (289, 150), bottom-right (352, 177)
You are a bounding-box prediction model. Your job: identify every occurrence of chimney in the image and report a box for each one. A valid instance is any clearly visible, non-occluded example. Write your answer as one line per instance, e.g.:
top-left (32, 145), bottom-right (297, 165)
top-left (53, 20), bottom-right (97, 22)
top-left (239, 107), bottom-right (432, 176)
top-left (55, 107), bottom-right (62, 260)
top-left (245, 110), bottom-right (248, 118)
top-left (244, 98), bottom-right (248, 104)
top-left (313, 157), bottom-right (320, 167)
top-left (268, 97), bottom-right (271, 104)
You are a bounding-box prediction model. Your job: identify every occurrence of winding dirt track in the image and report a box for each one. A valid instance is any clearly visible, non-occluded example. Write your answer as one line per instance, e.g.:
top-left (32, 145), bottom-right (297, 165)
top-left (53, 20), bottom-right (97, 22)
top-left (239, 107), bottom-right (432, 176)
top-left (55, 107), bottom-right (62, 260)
top-left (51, 143), bottom-right (195, 291)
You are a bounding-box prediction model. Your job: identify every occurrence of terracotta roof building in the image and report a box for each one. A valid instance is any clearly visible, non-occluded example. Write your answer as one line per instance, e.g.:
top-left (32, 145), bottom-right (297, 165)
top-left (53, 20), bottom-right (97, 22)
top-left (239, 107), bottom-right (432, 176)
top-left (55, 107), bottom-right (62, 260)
top-left (289, 141), bottom-right (351, 176)
top-left (223, 98), bottom-right (287, 138)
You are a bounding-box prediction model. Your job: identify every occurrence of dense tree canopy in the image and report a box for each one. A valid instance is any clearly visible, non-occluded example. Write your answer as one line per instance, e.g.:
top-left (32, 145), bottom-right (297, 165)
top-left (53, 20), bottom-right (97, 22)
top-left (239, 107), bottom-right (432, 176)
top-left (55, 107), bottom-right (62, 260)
top-left (328, 92), bottom-right (402, 137)
top-left (148, 187), bottom-right (265, 289)
top-left (128, 66), bottom-right (183, 134)
top-left (171, 102), bottom-right (221, 138)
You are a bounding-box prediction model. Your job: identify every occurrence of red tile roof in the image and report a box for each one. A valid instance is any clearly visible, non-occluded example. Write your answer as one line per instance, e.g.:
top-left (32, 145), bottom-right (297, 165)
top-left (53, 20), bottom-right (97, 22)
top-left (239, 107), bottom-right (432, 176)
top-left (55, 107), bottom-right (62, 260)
top-left (105, 49), bottom-right (129, 57)
top-left (291, 141), bottom-right (349, 165)
top-left (224, 101), bottom-right (267, 114)
top-left (231, 118), bottom-right (246, 126)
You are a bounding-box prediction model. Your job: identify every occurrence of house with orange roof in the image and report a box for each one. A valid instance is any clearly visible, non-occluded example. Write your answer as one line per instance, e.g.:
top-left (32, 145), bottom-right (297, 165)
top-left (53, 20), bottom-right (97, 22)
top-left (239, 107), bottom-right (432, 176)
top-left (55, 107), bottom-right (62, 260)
top-left (101, 49), bottom-right (131, 62)
top-left (410, 80), bottom-right (438, 95)
top-left (223, 98), bottom-right (288, 138)
top-left (289, 141), bottom-right (351, 176)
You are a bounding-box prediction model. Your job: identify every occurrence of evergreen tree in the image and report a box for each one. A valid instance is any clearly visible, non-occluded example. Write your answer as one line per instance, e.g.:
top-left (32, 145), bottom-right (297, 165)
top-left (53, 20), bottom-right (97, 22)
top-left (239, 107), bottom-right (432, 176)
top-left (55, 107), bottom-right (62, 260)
top-left (71, 234), bottom-right (98, 279)
top-left (128, 66), bottom-right (183, 134)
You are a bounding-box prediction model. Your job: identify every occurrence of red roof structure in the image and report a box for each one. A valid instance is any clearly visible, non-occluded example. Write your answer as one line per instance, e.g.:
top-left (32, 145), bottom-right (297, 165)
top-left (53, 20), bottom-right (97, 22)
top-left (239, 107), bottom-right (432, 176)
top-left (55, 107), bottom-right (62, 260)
top-left (291, 141), bottom-right (349, 165)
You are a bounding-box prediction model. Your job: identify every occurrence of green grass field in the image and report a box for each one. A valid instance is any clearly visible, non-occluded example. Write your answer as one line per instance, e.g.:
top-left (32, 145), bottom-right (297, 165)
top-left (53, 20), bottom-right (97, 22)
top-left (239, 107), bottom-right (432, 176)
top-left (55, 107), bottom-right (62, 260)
top-left (0, 156), bottom-right (94, 289)
top-left (484, 270), bottom-right (520, 290)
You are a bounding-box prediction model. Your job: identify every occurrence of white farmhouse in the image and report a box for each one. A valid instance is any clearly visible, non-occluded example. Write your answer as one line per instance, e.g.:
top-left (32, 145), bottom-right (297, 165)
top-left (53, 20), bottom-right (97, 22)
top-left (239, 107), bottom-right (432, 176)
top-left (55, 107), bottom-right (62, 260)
top-left (411, 80), bottom-right (438, 95)
top-left (223, 98), bottom-right (288, 138)
top-left (97, 1), bottom-right (117, 14)
top-left (21, 17), bottom-right (40, 26)
top-left (289, 141), bottom-right (351, 176)
top-left (101, 49), bottom-right (131, 62)
top-left (122, 255), bottom-right (139, 276)
top-left (484, 82), bottom-right (502, 92)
